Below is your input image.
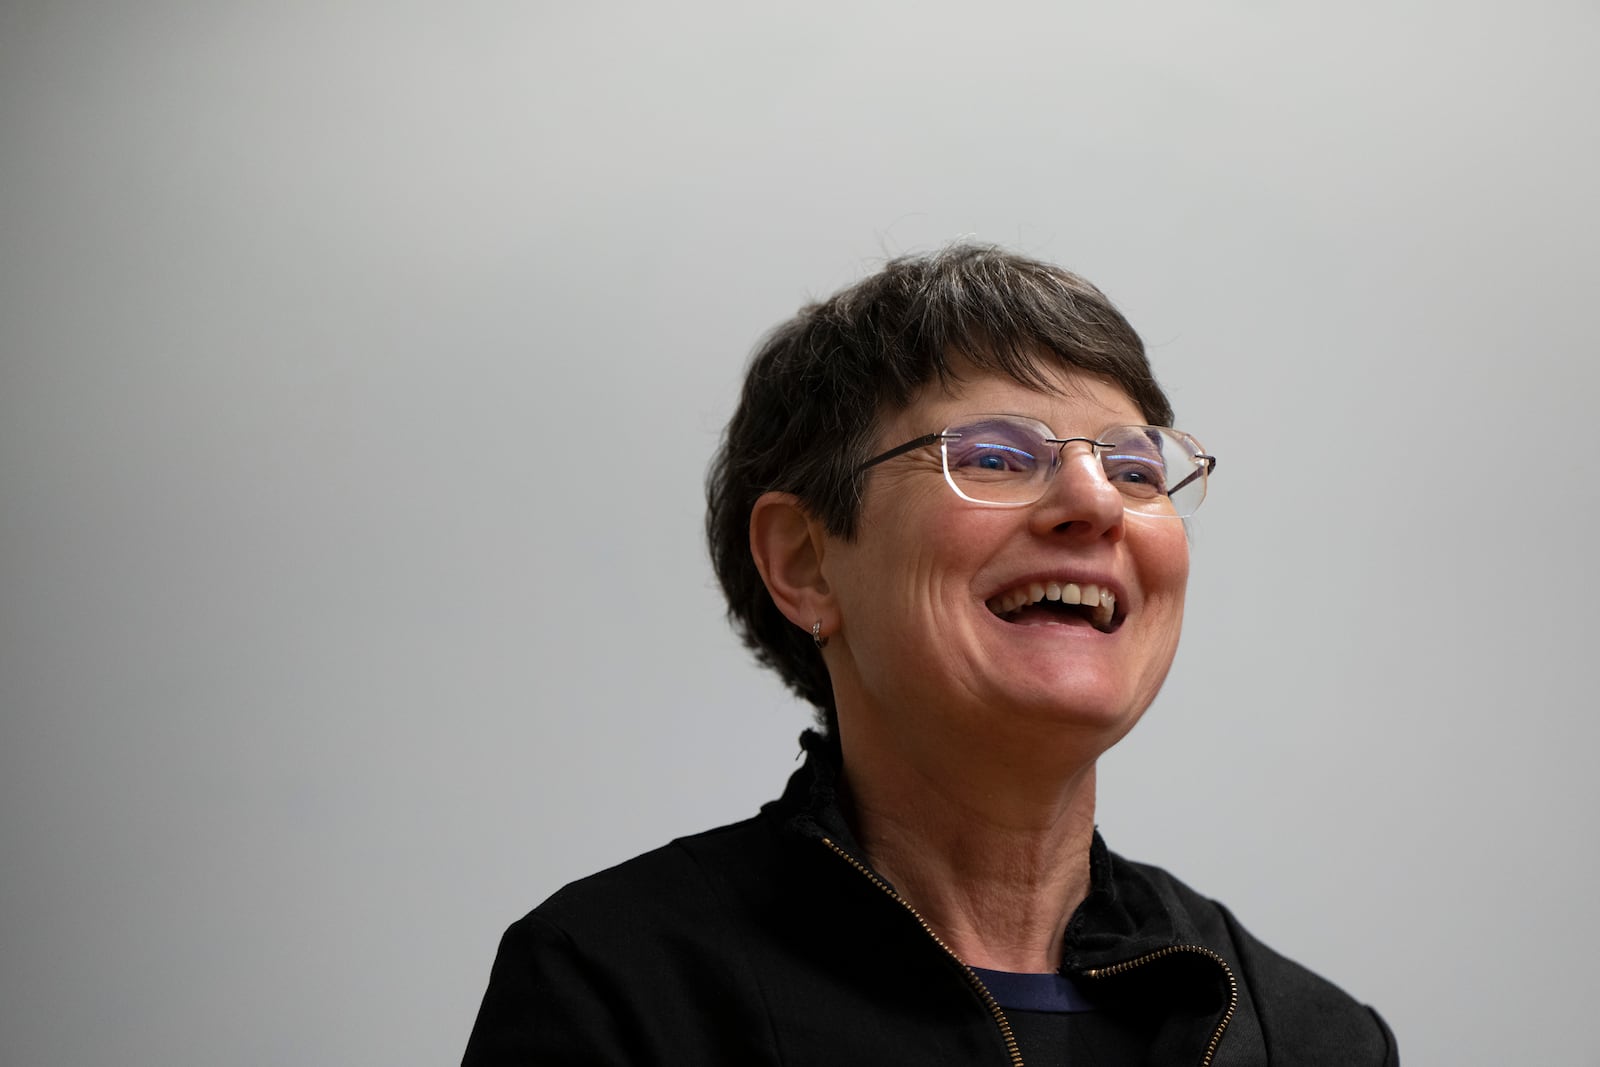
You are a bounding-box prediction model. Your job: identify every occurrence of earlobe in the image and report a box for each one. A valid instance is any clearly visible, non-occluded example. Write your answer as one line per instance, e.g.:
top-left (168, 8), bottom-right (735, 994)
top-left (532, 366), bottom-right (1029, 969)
top-left (749, 492), bottom-right (835, 635)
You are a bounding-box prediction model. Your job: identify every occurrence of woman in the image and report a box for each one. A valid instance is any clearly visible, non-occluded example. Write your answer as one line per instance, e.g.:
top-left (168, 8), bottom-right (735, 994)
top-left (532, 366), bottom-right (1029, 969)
top-left (463, 245), bottom-right (1397, 1065)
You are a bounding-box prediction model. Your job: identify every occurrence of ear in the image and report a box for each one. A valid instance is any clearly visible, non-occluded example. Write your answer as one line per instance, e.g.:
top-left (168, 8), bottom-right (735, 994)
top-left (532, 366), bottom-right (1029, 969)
top-left (749, 491), bottom-right (835, 637)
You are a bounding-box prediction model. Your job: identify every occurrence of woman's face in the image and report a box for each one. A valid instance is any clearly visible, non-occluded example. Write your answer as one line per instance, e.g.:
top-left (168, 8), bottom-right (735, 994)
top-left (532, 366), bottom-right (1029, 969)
top-left (820, 364), bottom-right (1190, 754)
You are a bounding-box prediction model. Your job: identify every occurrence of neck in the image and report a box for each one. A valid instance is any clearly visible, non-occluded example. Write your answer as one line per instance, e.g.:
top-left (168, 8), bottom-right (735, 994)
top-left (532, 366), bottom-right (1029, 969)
top-left (836, 723), bottom-right (1099, 973)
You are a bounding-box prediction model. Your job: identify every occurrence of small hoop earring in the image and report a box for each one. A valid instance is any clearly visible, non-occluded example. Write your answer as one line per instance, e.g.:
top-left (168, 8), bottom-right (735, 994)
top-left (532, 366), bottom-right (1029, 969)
top-left (811, 620), bottom-right (828, 649)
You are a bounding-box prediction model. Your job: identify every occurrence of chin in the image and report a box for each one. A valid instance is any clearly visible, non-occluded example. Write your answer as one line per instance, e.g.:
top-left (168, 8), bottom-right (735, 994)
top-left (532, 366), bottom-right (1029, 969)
top-left (984, 682), bottom-right (1149, 748)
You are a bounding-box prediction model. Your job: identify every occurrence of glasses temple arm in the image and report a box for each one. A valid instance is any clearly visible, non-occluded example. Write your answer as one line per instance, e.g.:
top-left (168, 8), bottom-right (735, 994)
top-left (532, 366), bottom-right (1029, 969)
top-left (858, 432), bottom-right (947, 471)
top-left (1164, 454), bottom-right (1216, 498)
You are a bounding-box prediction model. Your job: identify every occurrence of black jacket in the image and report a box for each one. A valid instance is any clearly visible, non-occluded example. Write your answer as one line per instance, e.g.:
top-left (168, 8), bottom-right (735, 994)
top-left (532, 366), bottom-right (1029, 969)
top-left (464, 735), bottom-right (1397, 1065)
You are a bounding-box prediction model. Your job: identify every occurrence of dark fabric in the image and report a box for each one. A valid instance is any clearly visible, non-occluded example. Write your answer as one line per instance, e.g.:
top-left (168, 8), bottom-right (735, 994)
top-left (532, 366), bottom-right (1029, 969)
top-left (968, 967), bottom-right (1098, 1013)
top-left (1006, 1008), bottom-right (1158, 1067)
top-left (463, 733), bottom-right (1398, 1066)
top-left (976, 975), bottom-right (1153, 1067)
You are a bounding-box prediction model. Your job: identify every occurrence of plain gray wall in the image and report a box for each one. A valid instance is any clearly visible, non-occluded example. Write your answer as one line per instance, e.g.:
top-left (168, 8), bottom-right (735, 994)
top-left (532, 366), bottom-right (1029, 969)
top-left (3, 2), bottom-right (1596, 1064)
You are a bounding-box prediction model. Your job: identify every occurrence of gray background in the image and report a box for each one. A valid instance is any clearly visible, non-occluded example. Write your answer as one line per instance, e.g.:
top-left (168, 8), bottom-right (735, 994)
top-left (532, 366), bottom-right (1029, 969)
top-left (2, 2), bottom-right (1596, 1064)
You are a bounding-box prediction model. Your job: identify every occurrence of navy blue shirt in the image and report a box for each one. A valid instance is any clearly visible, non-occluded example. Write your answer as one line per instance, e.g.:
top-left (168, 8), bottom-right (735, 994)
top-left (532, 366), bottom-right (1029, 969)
top-left (970, 968), bottom-right (1151, 1066)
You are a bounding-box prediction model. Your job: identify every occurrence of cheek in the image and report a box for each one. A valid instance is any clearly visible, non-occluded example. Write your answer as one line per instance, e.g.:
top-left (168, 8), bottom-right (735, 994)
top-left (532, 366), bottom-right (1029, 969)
top-left (826, 510), bottom-right (998, 671)
top-left (1140, 522), bottom-right (1190, 586)
top-left (849, 492), bottom-right (1002, 601)
top-left (1133, 524), bottom-right (1191, 633)
top-left (1124, 528), bottom-right (1190, 710)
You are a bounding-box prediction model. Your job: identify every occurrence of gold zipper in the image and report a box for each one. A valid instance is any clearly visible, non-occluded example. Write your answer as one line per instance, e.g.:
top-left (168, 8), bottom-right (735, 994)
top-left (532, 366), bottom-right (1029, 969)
top-left (1082, 945), bottom-right (1239, 1067)
top-left (820, 837), bottom-right (1026, 1067)
top-left (823, 836), bottom-right (1239, 1067)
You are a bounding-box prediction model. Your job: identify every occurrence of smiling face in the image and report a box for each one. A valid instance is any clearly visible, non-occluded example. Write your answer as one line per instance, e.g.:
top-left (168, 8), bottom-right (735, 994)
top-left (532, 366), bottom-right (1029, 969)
top-left (819, 364), bottom-right (1190, 761)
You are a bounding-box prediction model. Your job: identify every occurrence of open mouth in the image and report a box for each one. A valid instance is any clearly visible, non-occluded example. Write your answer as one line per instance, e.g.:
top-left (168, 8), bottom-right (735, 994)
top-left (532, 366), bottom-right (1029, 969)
top-left (986, 580), bottom-right (1121, 634)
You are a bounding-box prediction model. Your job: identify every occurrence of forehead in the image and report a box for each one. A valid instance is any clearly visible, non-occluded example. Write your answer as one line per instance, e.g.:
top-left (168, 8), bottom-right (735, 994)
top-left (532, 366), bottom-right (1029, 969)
top-left (884, 364), bottom-right (1144, 438)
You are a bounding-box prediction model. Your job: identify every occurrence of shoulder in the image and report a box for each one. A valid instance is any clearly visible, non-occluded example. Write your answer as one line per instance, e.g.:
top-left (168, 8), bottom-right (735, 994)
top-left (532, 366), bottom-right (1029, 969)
top-left (531, 811), bottom-right (783, 939)
top-left (463, 814), bottom-right (791, 1065)
top-left (1106, 852), bottom-right (1399, 1065)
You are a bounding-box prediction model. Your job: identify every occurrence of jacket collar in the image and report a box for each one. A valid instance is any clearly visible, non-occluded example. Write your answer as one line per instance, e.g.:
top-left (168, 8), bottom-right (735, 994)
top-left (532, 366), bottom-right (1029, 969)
top-left (764, 729), bottom-right (1211, 971)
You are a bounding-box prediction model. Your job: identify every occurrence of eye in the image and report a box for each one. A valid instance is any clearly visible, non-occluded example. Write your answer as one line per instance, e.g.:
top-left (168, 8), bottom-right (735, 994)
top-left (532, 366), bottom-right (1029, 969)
top-left (1102, 454), bottom-right (1168, 497)
top-left (959, 442), bottom-right (1037, 472)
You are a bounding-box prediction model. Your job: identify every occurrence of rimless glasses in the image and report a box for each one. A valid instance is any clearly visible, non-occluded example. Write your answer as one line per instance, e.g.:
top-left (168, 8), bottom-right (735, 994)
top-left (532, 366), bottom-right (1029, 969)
top-left (857, 414), bottom-right (1216, 518)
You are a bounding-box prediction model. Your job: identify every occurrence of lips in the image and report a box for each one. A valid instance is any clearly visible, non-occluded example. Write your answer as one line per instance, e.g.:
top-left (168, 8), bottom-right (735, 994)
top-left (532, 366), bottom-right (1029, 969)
top-left (985, 579), bottom-right (1120, 633)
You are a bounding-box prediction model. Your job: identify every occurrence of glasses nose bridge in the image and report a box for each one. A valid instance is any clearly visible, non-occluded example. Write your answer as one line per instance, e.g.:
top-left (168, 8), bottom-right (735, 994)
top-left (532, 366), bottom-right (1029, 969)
top-left (1042, 435), bottom-right (1112, 481)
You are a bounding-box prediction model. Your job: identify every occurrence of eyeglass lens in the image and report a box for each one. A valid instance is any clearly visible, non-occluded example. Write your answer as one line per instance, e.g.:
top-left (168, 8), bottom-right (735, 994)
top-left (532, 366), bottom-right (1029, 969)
top-left (941, 417), bottom-right (1208, 516)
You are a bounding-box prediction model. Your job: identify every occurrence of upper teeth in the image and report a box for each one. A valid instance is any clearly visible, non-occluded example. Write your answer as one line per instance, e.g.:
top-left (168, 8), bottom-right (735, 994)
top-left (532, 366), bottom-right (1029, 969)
top-left (987, 581), bottom-right (1117, 630)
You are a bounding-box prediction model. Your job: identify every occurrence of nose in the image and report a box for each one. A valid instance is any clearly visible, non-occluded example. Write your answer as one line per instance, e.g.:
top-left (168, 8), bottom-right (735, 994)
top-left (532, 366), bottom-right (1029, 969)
top-left (1028, 443), bottom-right (1125, 540)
